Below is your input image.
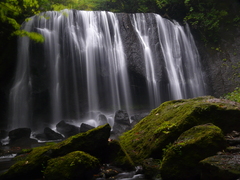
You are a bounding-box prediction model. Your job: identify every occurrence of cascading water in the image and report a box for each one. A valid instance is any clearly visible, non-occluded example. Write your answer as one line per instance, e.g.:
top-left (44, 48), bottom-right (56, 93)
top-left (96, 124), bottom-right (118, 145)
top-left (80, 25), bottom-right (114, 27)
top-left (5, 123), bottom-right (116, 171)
top-left (8, 10), bottom-right (206, 130)
top-left (131, 13), bottom-right (161, 108)
top-left (154, 14), bottom-right (206, 99)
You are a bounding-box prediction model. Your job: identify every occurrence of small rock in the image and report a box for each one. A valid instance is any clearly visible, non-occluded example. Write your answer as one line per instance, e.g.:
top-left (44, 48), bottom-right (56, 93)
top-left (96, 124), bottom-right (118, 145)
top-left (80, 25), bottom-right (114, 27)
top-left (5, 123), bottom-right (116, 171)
top-left (98, 114), bottom-right (108, 126)
top-left (56, 120), bottom-right (80, 138)
top-left (44, 127), bottom-right (64, 140)
top-left (112, 110), bottom-right (131, 138)
top-left (80, 123), bottom-right (95, 133)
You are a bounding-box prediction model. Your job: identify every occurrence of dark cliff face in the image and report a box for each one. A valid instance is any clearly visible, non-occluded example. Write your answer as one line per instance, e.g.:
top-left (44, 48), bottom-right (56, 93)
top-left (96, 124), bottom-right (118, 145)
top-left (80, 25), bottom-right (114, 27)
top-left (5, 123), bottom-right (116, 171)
top-left (193, 2), bottom-right (240, 98)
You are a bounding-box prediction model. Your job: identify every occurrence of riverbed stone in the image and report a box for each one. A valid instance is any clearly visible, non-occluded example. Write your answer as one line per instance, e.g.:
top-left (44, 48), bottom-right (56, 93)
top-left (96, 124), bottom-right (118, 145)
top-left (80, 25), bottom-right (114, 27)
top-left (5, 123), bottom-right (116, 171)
top-left (119, 96), bottom-right (240, 163)
top-left (160, 123), bottom-right (226, 180)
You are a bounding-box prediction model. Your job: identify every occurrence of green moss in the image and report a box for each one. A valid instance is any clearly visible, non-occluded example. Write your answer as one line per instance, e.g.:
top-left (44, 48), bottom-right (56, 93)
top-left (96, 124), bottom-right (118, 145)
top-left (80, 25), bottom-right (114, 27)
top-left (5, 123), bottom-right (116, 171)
top-left (160, 123), bottom-right (226, 180)
top-left (119, 96), bottom-right (240, 164)
top-left (0, 146), bottom-right (52, 179)
top-left (43, 151), bottom-right (100, 180)
top-left (46, 123), bottom-right (110, 157)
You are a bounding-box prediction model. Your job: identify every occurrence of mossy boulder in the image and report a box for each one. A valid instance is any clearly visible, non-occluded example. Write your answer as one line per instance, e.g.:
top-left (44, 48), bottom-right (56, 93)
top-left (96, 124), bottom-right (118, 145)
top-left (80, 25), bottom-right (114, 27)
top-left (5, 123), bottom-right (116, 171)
top-left (107, 140), bottom-right (134, 170)
top-left (0, 124), bottom-right (111, 180)
top-left (160, 123), bottom-right (226, 180)
top-left (119, 96), bottom-right (240, 163)
top-left (43, 151), bottom-right (100, 180)
top-left (200, 154), bottom-right (240, 180)
top-left (51, 123), bottom-right (111, 158)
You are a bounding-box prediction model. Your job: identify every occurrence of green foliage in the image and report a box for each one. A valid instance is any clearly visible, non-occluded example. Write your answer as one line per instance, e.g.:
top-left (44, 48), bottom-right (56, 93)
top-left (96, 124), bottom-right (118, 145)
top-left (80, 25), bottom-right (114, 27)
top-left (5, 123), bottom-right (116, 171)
top-left (0, 0), bottom-right (45, 42)
top-left (155, 0), bottom-right (228, 43)
top-left (224, 87), bottom-right (240, 103)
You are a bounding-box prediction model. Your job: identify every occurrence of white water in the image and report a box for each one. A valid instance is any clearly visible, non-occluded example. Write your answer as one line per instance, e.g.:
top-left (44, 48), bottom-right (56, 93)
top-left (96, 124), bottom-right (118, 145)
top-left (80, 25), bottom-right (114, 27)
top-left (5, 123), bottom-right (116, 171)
top-left (155, 15), bottom-right (206, 99)
top-left (8, 10), bottom-right (206, 130)
top-left (131, 13), bottom-right (161, 108)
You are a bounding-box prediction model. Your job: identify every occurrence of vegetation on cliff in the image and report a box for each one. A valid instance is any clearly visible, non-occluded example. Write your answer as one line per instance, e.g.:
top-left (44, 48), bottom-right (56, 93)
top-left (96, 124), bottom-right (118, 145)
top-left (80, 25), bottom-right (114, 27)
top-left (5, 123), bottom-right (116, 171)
top-left (1, 0), bottom-right (239, 43)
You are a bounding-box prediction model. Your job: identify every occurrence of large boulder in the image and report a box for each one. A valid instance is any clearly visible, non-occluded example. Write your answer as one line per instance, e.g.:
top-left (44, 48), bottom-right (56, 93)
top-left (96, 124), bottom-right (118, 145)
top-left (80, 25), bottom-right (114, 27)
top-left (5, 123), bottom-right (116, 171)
top-left (0, 124), bottom-right (111, 180)
top-left (119, 96), bottom-right (240, 163)
top-left (200, 154), bottom-right (240, 180)
top-left (56, 120), bottom-right (80, 138)
top-left (43, 151), bottom-right (100, 180)
top-left (160, 123), bottom-right (226, 180)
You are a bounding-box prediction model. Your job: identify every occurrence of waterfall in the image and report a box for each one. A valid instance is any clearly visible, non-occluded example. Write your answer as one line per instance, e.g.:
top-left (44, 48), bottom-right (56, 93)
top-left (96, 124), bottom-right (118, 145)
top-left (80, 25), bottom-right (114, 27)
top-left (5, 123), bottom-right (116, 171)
top-left (8, 10), bottom-right (206, 130)
top-left (131, 13), bottom-right (160, 108)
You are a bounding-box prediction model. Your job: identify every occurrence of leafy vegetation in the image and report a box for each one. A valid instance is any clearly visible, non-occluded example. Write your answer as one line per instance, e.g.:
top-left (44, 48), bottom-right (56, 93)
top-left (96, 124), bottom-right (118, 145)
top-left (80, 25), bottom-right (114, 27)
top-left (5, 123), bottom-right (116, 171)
top-left (0, 0), bottom-right (238, 44)
top-left (155, 0), bottom-right (230, 43)
top-left (224, 87), bottom-right (240, 103)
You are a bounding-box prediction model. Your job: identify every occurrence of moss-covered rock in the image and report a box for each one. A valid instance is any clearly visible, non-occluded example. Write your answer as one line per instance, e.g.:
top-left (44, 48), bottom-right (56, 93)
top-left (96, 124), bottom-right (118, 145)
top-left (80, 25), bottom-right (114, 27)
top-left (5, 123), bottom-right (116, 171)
top-left (160, 123), bottom-right (226, 180)
top-left (0, 124), bottom-right (111, 180)
top-left (200, 154), bottom-right (240, 180)
top-left (107, 140), bottom-right (134, 170)
top-left (43, 151), bottom-right (100, 180)
top-left (51, 123), bottom-right (111, 158)
top-left (119, 96), bottom-right (240, 163)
